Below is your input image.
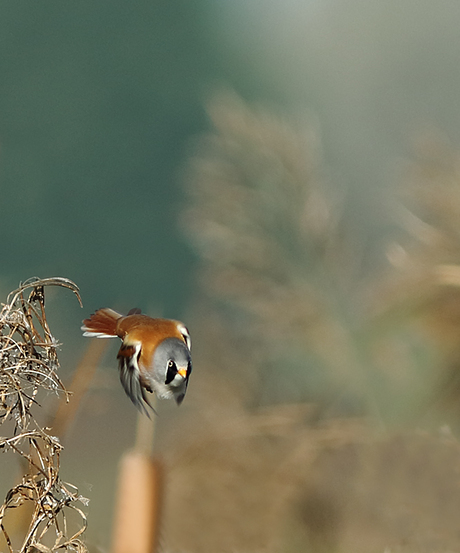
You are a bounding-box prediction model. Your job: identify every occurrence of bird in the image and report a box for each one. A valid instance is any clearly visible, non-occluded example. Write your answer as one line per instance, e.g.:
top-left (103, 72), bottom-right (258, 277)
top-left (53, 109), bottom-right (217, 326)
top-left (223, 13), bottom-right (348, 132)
top-left (81, 307), bottom-right (192, 415)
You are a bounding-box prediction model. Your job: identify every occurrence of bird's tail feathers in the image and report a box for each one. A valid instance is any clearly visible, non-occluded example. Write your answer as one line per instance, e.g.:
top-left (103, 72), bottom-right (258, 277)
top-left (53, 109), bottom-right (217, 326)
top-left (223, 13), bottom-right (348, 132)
top-left (82, 308), bottom-right (123, 338)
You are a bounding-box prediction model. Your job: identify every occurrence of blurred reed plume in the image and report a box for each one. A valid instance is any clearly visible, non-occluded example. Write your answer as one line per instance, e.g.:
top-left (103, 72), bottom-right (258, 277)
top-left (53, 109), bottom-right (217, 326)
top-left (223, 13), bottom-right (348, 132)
top-left (183, 93), bottom-right (460, 424)
top-left (0, 277), bottom-right (88, 553)
top-left (161, 93), bottom-right (460, 552)
top-left (384, 132), bottom-right (460, 421)
top-left (183, 91), bottom-right (405, 421)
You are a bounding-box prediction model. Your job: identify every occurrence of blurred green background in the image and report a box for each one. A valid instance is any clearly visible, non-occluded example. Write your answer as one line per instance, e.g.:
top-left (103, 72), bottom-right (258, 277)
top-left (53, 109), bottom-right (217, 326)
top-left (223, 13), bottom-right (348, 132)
top-left (3, 0), bottom-right (460, 314)
top-left (4, 1), bottom-right (460, 551)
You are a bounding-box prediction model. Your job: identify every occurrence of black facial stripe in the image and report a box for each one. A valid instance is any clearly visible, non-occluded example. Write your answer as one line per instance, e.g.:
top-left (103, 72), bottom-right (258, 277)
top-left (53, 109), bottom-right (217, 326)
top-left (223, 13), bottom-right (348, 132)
top-left (165, 360), bottom-right (177, 385)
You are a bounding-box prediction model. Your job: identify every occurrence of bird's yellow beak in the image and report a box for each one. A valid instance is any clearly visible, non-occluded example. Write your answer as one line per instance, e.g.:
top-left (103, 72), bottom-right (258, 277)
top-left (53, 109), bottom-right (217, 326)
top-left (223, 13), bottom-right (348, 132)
top-left (177, 368), bottom-right (187, 379)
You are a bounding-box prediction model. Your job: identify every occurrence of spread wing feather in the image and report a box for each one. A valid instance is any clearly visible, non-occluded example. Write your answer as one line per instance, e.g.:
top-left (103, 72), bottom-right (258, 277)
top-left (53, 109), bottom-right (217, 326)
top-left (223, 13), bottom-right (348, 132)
top-left (117, 343), bottom-right (155, 417)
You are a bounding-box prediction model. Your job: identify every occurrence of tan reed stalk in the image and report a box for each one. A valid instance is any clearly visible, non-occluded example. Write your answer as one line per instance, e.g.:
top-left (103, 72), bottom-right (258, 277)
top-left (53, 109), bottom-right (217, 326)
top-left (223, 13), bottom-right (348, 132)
top-left (111, 401), bottom-right (164, 553)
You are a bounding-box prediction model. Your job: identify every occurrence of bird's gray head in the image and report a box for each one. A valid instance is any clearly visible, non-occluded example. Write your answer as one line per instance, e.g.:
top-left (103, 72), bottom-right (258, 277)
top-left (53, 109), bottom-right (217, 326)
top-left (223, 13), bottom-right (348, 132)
top-left (153, 337), bottom-right (192, 404)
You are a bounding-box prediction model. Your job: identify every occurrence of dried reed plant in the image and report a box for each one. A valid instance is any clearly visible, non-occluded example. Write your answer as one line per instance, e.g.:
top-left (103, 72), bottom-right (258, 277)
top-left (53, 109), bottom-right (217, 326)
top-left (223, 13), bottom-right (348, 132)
top-left (0, 277), bottom-right (88, 553)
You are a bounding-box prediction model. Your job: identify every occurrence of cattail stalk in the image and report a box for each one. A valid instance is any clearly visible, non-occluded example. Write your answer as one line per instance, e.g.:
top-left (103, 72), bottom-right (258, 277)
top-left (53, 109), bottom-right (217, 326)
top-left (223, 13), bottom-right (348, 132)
top-left (111, 403), bottom-right (163, 553)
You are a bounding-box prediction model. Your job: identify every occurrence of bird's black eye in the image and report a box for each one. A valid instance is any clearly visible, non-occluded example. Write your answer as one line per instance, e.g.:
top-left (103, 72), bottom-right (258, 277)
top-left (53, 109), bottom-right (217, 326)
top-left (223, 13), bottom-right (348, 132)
top-left (165, 359), bottom-right (177, 385)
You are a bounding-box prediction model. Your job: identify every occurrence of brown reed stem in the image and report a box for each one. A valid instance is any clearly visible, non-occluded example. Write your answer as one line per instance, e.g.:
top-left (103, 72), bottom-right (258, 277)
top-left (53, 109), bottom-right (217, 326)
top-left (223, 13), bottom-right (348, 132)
top-left (50, 338), bottom-right (110, 439)
top-left (111, 451), bottom-right (163, 553)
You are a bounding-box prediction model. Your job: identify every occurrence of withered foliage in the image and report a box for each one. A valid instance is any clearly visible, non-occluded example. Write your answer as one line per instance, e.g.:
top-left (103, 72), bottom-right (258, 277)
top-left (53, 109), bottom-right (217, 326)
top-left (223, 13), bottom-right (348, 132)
top-left (0, 277), bottom-right (87, 553)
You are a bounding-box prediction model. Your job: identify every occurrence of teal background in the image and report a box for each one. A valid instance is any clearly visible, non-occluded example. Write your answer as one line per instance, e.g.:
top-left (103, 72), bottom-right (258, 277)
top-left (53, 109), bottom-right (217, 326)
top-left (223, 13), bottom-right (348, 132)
top-left (0, 1), bottom-right (215, 316)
